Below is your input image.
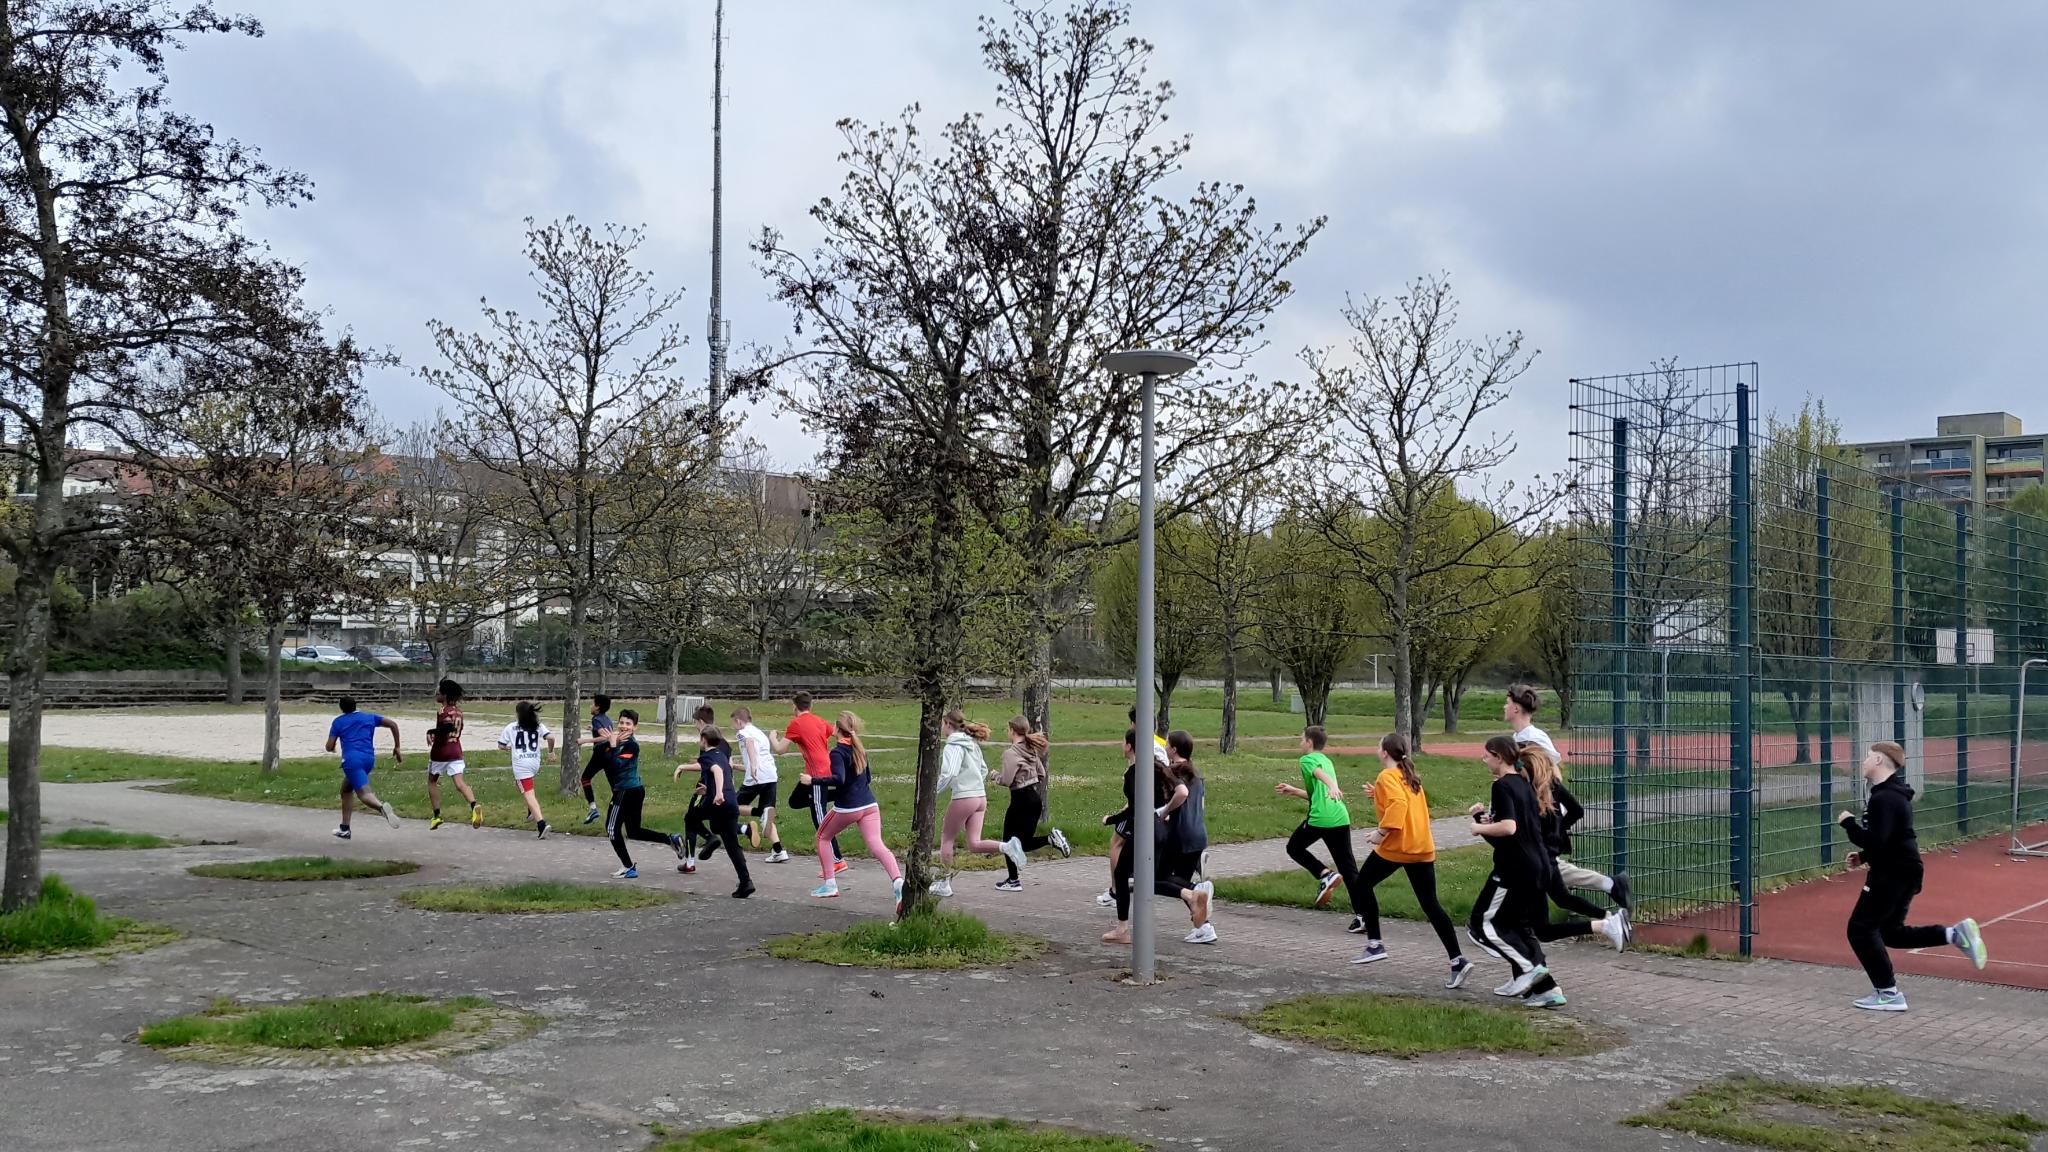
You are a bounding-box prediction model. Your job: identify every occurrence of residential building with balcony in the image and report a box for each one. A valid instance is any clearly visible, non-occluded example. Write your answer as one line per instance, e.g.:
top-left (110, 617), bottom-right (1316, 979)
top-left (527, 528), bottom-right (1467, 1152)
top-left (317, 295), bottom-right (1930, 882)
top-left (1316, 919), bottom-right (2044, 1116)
top-left (1848, 412), bottom-right (2044, 505)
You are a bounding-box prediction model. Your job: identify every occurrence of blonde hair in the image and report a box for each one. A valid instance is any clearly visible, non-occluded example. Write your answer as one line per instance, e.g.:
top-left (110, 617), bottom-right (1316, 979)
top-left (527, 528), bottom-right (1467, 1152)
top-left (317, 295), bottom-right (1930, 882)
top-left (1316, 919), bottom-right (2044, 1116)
top-left (944, 707), bottom-right (990, 741)
top-left (836, 710), bottom-right (868, 773)
top-left (1008, 715), bottom-right (1049, 756)
top-left (1516, 743), bottom-right (1560, 817)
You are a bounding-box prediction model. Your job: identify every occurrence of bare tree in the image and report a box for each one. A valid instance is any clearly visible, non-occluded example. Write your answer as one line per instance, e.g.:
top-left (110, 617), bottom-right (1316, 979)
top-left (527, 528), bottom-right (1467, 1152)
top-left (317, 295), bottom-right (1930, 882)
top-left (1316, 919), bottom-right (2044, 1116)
top-left (386, 421), bottom-right (517, 681)
top-left (719, 444), bottom-right (820, 702)
top-left (0, 2), bottom-right (311, 909)
top-left (1094, 515), bottom-right (1207, 735)
top-left (1306, 276), bottom-right (1563, 749)
top-left (611, 450), bottom-right (724, 758)
top-left (1162, 458), bottom-right (1277, 753)
top-left (426, 218), bottom-right (712, 794)
top-left (1255, 512), bottom-right (1369, 727)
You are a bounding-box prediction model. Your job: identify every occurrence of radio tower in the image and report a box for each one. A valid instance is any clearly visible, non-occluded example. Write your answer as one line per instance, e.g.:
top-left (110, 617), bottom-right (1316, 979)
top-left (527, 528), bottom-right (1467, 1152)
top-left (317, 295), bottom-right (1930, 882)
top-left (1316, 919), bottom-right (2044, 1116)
top-left (706, 0), bottom-right (730, 443)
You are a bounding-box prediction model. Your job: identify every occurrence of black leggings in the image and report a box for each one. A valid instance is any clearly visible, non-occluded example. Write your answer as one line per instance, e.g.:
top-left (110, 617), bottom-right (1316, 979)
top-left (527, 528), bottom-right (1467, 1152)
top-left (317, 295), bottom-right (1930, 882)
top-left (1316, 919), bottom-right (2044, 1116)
top-left (1355, 852), bottom-right (1462, 960)
top-left (1469, 874), bottom-right (1548, 977)
top-left (581, 757), bottom-right (605, 805)
top-left (1000, 787), bottom-right (1053, 881)
top-left (1535, 871), bottom-right (1605, 941)
top-left (1111, 843), bottom-right (1193, 921)
top-left (1847, 865), bottom-right (1947, 989)
top-left (1285, 821), bottom-right (1366, 917)
top-left (700, 802), bottom-right (753, 885)
top-left (606, 787), bottom-right (673, 868)
top-left (792, 781), bottom-right (842, 859)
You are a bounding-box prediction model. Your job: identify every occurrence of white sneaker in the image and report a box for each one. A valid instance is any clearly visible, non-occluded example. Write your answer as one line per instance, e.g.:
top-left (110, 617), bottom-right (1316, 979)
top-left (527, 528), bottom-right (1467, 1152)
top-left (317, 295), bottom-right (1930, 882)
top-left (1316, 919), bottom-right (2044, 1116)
top-left (332, 826), bottom-right (351, 840)
top-left (1492, 978), bottom-right (1521, 997)
top-left (1184, 923), bottom-right (1218, 944)
top-left (1096, 888), bottom-right (1116, 907)
top-left (929, 879), bottom-right (954, 898)
top-left (1049, 828), bottom-right (1072, 858)
top-left (380, 802), bottom-right (400, 829)
top-left (1598, 915), bottom-right (1628, 953)
top-left (766, 848), bottom-right (790, 863)
top-left (1503, 966), bottom-right (1547, 998)
top-left (1000, 837), bottom-right (1028, 871)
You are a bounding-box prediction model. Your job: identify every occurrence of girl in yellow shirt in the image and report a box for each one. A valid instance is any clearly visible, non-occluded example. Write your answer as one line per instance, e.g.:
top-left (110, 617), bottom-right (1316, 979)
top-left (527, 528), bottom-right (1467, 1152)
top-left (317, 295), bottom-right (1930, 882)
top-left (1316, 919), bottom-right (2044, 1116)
top-left (1350, 733), bottom-right (1471, 988)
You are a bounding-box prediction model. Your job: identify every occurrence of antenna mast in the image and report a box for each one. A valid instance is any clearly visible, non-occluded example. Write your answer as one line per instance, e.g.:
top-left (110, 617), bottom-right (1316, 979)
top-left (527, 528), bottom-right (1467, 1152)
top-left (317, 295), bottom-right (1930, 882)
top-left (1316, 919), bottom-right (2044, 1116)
top-left (707, 0), bottom-right (729, 436)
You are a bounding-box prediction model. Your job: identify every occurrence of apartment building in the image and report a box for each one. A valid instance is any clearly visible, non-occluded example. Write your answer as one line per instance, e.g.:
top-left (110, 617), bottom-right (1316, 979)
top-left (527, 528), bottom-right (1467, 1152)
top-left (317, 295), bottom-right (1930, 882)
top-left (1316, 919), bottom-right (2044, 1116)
top-left (1849, 412), bottom-right (2045, 505)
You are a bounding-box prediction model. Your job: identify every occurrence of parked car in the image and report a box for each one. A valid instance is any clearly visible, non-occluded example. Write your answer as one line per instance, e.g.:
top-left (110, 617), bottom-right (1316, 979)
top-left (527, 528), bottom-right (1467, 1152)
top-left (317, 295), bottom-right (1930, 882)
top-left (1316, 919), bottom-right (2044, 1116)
top-left (294, 644), bottom-right (355, 665)
top-left (348, 644), bottom-right (410, 667)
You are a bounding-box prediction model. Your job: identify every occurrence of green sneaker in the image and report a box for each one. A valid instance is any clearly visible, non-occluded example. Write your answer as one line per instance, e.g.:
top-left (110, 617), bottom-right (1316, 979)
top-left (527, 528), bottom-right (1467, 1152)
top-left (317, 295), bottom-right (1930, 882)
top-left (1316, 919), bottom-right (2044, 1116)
top-left (1951, 918), bottom-right (1988, 970)
top-left (1523, 990), bottom-right (1567, 1009)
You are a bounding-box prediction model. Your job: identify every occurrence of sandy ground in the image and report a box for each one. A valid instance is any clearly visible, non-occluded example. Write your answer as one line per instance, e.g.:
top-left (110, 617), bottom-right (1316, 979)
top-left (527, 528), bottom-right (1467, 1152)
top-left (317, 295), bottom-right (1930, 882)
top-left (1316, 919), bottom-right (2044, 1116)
top-left (37, 707), bottom-right (452, 760)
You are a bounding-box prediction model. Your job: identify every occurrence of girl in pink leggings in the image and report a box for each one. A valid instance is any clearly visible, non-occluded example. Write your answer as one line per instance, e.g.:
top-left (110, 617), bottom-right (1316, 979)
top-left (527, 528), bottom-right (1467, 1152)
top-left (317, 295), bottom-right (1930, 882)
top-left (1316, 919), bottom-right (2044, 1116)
top-left (810, 711), bottom-right (904, 911)
top-left (930, 709), bottom-right (1028, 898)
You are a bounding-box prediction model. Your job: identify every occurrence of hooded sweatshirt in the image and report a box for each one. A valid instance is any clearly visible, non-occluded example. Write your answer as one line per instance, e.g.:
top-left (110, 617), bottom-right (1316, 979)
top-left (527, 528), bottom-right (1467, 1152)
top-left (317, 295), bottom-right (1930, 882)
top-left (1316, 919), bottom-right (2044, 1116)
top-left (1840, 773), bottom-right (1920, 872)
top-left (937, 730), bottom-right (989, 800)
top-left (995, 742), bottom-right (1043, 790)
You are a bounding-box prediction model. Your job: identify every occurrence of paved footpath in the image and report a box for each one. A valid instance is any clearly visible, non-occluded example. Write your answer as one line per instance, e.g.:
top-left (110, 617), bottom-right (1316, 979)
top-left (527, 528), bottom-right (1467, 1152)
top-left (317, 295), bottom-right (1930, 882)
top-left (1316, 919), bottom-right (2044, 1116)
top-left (6, 781), bottom-right (2046, 1152)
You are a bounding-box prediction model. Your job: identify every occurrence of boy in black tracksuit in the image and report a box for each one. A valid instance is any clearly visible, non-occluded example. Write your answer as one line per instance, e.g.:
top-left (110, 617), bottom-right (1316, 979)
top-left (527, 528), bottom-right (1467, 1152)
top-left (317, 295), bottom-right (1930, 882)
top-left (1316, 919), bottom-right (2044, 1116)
top-left (1838, 741), bottom-right (1988, 1011)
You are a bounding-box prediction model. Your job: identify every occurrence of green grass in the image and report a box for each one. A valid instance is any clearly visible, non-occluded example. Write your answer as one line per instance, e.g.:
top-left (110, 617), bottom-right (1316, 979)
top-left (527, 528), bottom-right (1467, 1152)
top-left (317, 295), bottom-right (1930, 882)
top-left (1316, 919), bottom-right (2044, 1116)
top-left (0, 874), bottom-right (172, 958)
top-left (138, 993), bottom-right (489, 1051)
top-left (1214, 843), bottom-right (1494, 924)
top-left (1626, 1077), bottom-right (2045, 1151)
top-left (398, 880), bottom-right (672, 914)
top-left (187, 857), bottom-right (419, 881)
top-left (48, 827), bottom-right (179, 850)
top-left (652, 1109), bottom-right (1144, 1151)
top-left (1238, 991), bottom-right (1609, 1058)
top-left (764, 909), bottom-right (1044, 970)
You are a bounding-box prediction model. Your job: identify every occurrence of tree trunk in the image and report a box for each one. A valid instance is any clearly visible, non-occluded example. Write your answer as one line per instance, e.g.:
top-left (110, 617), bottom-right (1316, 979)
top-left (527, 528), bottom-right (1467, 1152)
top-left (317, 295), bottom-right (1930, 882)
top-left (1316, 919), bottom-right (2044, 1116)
top-left (1020, 626), bottom-right (1054, 739)
top-left (1406, 663), bottom-right (1427, 753)
top-left (663, 640), bottom-right (682, 758)
top-left (433, 643), bottom-right (449, 683)
top-left (1557, 684), bottom-right (1575, 729)
top-left (224, 624), bottom-right (244, 706)
top-left (1270, 665), bottom-right (1284, 704)
top-left (1417, 675), bottom-right (1438, 750)
top-left (1390, 565), bottom-right (1415, 744)
top-left (4, 558), bottom-right (55, 912)
top-left (1219, 646), bottom-right (1239, 755)
top-left (1444, 675), bottom-right (1466, 734)
top-left (557, 594), bottom-right (588, 795)
top-left (758, 643), bottom-right (772, 701)
top-left (596, 641), bottom-right (609, 695)
top-left (900, 483), bottom-right (970, 920)
top-left (1786, 686), bottom-right (1813, 764)
top-left (1156, 671), bottom-right (1179, 737)
top-left (1300, 669), bottom-right (1332, 727)
top-left (261, 620), bottom-right (284, 776)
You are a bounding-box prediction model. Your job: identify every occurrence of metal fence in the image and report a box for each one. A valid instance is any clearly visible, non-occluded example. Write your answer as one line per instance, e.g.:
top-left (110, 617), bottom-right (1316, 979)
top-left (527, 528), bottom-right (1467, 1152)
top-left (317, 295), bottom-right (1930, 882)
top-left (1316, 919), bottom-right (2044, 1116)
top-left (1564, 364), bottom-right (2048, 954)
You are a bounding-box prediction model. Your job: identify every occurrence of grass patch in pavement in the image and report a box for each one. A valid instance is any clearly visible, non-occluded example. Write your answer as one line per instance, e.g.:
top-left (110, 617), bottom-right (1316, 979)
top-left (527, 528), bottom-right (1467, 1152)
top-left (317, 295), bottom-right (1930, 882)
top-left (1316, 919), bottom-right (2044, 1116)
top-left (0, 874), bottom-right (176, 960)
top-left (188, 856), bottom-right (419, 881)
top-left (1239, 991), bottom-right (1610, 1058)
top-left (1625, 1076), bottom-right (2045, 1151)
top-left (48, 827), bottom-right (181, 850)
top-left (764, 909), bottom-right (1044, 970)
top-left (138, 993), bottom-right (486, 1051)
top-left (399, 880), bottom-right (671, 914)
top-left (653, 1109), bottom-right (1143, 1151)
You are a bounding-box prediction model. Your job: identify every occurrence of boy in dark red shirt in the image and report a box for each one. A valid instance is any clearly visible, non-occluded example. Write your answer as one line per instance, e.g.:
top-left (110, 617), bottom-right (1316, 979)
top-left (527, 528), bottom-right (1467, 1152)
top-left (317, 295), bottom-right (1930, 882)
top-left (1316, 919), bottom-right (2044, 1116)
top-left (427, 678), bottom-right (481, 829)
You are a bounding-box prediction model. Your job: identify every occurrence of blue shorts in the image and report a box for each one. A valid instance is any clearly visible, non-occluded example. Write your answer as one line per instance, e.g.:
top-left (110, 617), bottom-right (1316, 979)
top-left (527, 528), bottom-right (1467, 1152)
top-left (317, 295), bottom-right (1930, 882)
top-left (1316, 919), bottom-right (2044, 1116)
top-left (341, 762), bottom-right (374, 792)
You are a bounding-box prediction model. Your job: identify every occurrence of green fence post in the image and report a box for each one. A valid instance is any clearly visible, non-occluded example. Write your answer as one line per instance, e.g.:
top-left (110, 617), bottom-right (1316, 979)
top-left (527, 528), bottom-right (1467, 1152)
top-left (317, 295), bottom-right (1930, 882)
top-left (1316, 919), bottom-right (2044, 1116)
top-left (1610, 416), bottom-right (1631, 875)
top-left (1731, 383), bottom-right (1755, 956)
top-left (2012, 518), bottom-right (2024, 819)
top-left (1955, 504), bottom-right (1969, 833)
top-left (1892, 492), bottom-right (1907, 747)
top-left (1817, 467), bottom-right (1833, 864)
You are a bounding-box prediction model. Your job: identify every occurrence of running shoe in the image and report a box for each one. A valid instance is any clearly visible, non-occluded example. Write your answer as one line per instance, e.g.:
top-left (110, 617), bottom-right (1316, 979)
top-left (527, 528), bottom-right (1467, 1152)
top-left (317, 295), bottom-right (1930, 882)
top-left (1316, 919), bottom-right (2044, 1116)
top-left (766, 848), bottom-right (790, 863)
top-left (1049, 828), bottom-right (1072, 858)
top-left (613, 866), bottom-right (638, 879)
top-left (1503, 966), bottom-right (1548, 998)
top-left (1493, 978), bottom-right (1521, 997)
top-left (744, 821), bottom-right (760, 849)
top-left (892, 877), bottom-right (905, 915)
top-left (1610, 872), bottom-right (1632, 912)
top-left (999, 837), bottom-right (1028, 872)
top-left (470, 805), bottom-right (483, 829)
top-left (994, 878), bottom-right (1023, 892)
top-left (678, 859), bottom-right (697, 875)
top-left (835, 859), bottom-right (849, 875)
top-left (1096, 888), bottom-right (1116, 907)
top-left (732, 882), bottom-right (755, 900)
top-left (1314, 870), bottom-right (1343, 908)
top-left (583, 806), bottom-right (602, 825)
top-left (1854, 989), bottom-right (1908, 1012)
top-left (429, 815), bottom-right (445, 831)
top-left (810, 881), bottom-right (840, 899)
top-left (1349, 942), bottom-right (1389, 965)
top-left (332, 826), bottom-right (352, 840)
top-left (670, 833), bottom-right (687, 860)
top-left (1952, 918), bottom-right (1988, 970)
top-left (1599, 914), bottom-right (1629, 953)
top-left (1346, 915), bottom-right (1367, 935)
top-left (1184, 923), bottom-right (1218, 944)
top-left (1446, 957), bottom-right (1472, 990)
top-left (380, 802), bottom-right (400, 829)
top-left (1196, 849), bottom-right (1212, 883)
top-left (698, 839), bottom-right (719, 862)
top-left (1524, 990), bottom-right (1568, 1009)
top-left (929, 879), bottom-right (954, 898)
top-left (1466, 927), bottom-right (1506, 961)
top-left (536, 820), bottom-right (549, 839)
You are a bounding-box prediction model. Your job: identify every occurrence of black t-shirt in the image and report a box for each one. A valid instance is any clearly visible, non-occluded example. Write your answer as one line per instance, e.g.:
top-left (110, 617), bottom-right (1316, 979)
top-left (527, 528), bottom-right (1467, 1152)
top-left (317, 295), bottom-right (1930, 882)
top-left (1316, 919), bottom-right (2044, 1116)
top-left (697, 745), bottom-right (738, 805)
top-left (1485, 773), bottom-right (1554, 885)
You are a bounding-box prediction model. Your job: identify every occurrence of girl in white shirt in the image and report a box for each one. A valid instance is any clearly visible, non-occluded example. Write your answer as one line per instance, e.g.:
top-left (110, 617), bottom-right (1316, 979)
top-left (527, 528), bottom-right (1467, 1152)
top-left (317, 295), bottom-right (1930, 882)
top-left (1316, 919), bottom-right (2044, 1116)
top-left (497, 700), bottom-right (556, 838)
top-left (931, 708), bottom-right (1026, 897)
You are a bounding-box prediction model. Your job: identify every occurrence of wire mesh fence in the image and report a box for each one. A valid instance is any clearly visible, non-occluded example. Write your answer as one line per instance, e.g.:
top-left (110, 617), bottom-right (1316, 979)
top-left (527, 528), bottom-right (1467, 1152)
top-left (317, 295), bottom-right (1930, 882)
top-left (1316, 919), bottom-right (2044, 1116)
top-left (1564, 364), bottom-right (2048, 953)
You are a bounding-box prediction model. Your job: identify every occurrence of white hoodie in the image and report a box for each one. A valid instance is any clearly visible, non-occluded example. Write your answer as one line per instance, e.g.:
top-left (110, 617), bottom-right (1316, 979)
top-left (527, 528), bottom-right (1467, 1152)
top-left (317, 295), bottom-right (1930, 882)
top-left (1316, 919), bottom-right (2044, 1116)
top-left (937, 730), bottom-right (990, 800)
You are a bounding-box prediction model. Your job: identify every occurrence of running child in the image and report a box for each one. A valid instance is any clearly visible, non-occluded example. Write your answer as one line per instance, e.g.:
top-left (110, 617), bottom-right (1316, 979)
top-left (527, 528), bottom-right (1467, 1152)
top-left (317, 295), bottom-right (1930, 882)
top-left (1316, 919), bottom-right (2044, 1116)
top-left (1468, 736), bottom-right (1564, 1007)
top-left (1163, 730), bottom-right (1215, 944)
top-left (809, 711), bottom-right (903, 910)
top-left (680, 703), bottom-right (718, 867)
top-left (426, 678), bottom-right (481, 829)
top-left (992, 716), bottom-right (1069, 892)
top-left (679, 724), bottom-right (754, 899)
top-left (1275, 725), bottom-right (1367, 920)
top-left (578, 694), bottom-right (617, 824)
top-left (1518, 742), bottom-right (1629, 953)
top-left (602, 709), bottom-right (685, 879)
top-left (730, 705), bottom-right (786, 862)
top-left (326, 695), bottom-right (401, 838)
top-left (1101, 728), bottom-right (1211, 946)
top-left (773, 692), bottom-right (843, 872)
top-left (931, 710), bottom-right (1027, 897)
top-left (1349, 733), bottom-right (1469, 986)
top-left (1097, 705), bottom-right (1172, 907)
top-left (1507, 686), bottom-right (1630, 912)
top-left (496, 700), bottom-right (555, 838)
top-left (1838, 741), bottom-right (1988, 1011)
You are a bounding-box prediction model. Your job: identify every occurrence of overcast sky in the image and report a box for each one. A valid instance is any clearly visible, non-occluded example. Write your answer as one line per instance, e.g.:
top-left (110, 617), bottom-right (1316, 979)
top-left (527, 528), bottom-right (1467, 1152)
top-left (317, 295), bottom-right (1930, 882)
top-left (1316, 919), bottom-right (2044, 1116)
top-left (170, 1), bottom-right (2048, 477)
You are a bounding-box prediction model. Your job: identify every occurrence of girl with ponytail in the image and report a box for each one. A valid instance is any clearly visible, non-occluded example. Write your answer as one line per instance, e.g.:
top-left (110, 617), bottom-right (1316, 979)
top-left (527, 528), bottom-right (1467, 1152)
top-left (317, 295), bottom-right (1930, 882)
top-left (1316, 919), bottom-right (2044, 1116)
top-left (930, 709), bottom-right (1027, 896)
top-left (1465, 734), bottom-right (1565, 1007)
top-left (992, 716), bottom-right (1069, 892)
top-left (810, 711), bottom-right (904, 911)
top-left (1517, 741), bottom-right (1631, 955)
top-left (1348, 733), bottom-right (1468, 983)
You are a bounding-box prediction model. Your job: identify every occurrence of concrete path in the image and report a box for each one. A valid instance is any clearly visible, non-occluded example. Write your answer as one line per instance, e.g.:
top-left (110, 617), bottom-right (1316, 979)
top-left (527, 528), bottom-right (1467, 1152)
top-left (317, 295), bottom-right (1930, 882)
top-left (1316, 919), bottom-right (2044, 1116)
top-left (5, 780), bottom-right (2043, 1152)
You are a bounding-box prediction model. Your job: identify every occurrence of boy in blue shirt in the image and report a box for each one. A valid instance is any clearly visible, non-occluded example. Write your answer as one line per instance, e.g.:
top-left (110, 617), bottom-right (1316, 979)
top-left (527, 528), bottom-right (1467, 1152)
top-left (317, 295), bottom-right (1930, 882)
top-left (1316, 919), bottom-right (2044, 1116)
top-left (324, 695), bottom-right (403, 839)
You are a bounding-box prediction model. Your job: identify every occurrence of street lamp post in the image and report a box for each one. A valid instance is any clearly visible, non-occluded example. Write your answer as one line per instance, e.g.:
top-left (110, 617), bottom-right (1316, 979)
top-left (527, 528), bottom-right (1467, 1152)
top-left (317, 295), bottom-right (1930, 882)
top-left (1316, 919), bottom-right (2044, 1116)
top-left (1099, 347), bottom-right (1198, 984)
